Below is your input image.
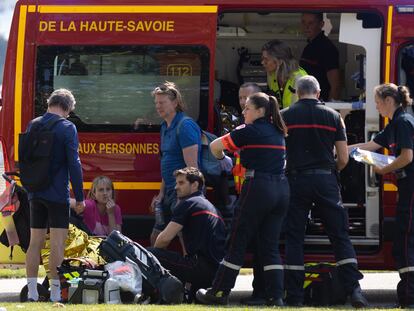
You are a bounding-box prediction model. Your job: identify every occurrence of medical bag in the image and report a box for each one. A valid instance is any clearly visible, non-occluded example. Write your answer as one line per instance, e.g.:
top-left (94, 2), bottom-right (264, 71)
top-left (98, 230), bottom-right (184, 304)
top-left (68, 269), bottom-right (108, 304)
top-left (303, 262), bottom-right (347, 306)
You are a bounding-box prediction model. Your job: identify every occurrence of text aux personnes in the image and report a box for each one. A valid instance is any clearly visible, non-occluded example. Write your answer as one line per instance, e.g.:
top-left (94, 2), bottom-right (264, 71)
top-left (79, 142), bottom-right (159, 155)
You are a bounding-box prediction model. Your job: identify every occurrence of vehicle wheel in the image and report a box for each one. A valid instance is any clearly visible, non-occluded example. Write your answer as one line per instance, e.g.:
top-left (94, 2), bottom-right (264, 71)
top-left (19, 283), bottom-right (49, 302)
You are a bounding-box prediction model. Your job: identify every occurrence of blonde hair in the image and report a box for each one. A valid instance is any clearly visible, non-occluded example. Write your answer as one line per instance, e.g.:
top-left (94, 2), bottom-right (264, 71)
top-left (87, 176), bottom-right (115, 201)
top-left (151, 81), bottom-right (185, 112)
top-left (262, 40), bottom-right (299, 88)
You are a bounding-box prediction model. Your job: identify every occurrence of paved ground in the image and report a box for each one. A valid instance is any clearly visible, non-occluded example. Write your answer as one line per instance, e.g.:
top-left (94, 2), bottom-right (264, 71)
top-left (0, 272), bottom-right (400, 307)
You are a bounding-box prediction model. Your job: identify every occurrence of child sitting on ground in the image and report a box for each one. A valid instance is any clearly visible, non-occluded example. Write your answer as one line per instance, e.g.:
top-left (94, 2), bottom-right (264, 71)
top-left (71, 176), bottom-right (122, 235)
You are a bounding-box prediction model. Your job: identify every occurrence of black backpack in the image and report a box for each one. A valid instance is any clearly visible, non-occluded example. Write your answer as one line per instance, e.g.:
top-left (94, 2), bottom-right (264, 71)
top-left (98, 230), bottom-right (184, 304)
top-left (18, 116), bottom-right (64, 192)
top-left (303, 262), bottom-right (347, 306)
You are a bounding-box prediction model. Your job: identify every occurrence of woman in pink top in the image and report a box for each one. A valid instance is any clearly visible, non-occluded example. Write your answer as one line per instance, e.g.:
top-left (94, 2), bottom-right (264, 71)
top-left (71, 176), bottom-right (122, 236)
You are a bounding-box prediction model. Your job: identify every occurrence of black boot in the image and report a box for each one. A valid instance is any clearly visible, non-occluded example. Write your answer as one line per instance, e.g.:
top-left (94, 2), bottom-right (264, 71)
top-left (196, 288), bottom-right (229, 305)
top-left (350, 286), bottom-right (369, 308)
top-left (240, 291), bottom-right (267, 306)
top-left (267, 297), bottom-right (284, 306)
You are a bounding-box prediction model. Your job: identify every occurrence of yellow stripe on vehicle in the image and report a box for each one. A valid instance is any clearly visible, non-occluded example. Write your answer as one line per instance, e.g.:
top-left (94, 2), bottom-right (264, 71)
top-left (385, 45), bottom-right (391, 84)
top-left (83, 182), bottom-right (161, 190)
top-left (384, 7), bottom-right (392, 144)
top-left (386, 6), bottom-right (393, 44)
top-left (384, 183), bottom-right (397, 192)
top-left (37, 5), bottom-right (217, 14)
top-left (14, 5), bottom-right (28, 161)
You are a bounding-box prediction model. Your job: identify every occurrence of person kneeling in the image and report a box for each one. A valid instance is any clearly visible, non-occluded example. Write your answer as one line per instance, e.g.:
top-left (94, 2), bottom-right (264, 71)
top-left (148, 167), bottom-right (226, 302)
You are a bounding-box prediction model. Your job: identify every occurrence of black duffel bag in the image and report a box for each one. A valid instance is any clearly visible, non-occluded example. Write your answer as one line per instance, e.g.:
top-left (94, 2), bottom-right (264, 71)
top-left (98, 230), bottom-right (184, 304)
top-left (303, 262), bottom-right (347, 306)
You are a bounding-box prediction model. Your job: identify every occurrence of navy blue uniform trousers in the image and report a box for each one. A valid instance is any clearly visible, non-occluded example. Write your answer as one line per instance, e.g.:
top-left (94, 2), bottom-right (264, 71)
top-left (147, 247), bottom-right (218, 292)
top-left (285, 173), bottom-right (362, 303)
top-left (212, 172), bottom-right (289, 300)
top-left (394, 174), bottom-right (414, 306)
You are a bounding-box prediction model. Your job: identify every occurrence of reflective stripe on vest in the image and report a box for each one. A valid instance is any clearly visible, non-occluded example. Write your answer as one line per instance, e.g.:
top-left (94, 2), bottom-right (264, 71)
top-left (267, 67), bottom-right (307, 109)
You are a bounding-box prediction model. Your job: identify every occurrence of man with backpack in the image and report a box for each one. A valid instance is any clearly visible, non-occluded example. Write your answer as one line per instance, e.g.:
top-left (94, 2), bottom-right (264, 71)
top-left (23, 89), bottom-right (84, 302)
top-left (149, 82), bottom-right (232, 246)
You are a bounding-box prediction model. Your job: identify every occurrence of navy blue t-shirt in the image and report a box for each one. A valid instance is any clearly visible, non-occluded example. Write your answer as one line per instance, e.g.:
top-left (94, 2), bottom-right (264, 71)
top-left (160, 112), bottom-right (201, 191)
top-left (300, 31), bottom-right (339, 101)
top-left (27, 112), bottom-right (84, 205)
top-left (171, 191), bottom-right (226, 265)
top-left (374, 106), bottom-right (414, 174)
top-left (221, 118), bottom-right (286, 175)
top-left (282, 98), bottom-right (347, 171)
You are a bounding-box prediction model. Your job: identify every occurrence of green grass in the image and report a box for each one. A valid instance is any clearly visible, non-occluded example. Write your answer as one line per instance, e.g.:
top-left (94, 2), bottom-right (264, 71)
top-left (0, 303), bottom-right (402, 311)
top-left (0, 266), bottom-right (46, 279)
top-left (0, 303), bottom-right (403, 311)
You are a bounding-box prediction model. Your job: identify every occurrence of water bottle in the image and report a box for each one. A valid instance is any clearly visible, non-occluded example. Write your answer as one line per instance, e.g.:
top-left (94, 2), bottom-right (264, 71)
top-left (104, 278), bottom-right (121, 304)
top-left (154, 202), bottom-right (164, 226)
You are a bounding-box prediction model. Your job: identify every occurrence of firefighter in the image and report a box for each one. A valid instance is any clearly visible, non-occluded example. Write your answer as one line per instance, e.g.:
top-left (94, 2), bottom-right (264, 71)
top-left (196, 92), bottom-right (289, 306)
top-left (349, 83), bottom-right (414, 308)
top-left (233, 82), bottom-right (261, 194)
top-left (261, 39), bottom-right (307, 109)
top-left (235, 82), bottom-right (269, 305)
top-left (149, 167), bottom-right (226, 300)
top-left (282, 75), bottom-right (368, 308)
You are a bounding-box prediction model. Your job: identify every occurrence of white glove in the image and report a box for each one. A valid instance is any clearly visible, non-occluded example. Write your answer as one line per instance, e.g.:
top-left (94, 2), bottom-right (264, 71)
top-left (219, 155), bottom-right (233, 173)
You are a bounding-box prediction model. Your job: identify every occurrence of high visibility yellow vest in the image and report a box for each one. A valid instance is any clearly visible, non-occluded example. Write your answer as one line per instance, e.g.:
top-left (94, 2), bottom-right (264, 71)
top-left (267, 67), bottom-right (307, 109)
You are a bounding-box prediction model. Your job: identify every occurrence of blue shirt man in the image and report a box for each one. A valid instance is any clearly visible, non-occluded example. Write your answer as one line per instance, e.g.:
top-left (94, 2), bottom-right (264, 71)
top-left (160, 111), bottom-right (201, 191)
top-left (150, 82), bottom-right (201, 246)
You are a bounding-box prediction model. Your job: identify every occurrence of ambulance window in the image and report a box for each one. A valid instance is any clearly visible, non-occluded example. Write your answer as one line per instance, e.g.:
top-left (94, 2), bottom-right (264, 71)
top-left (35, 45), bottom-right (210, 132)
top-left (398, 44), bottom-right (414, 98)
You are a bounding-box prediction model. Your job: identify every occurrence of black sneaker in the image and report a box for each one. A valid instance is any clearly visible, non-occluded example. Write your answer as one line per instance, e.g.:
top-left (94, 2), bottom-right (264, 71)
top-left (241, 296), bottom-right (267, 306)
top-left (196, 288), bottom-right (229, 305)
top-left (267, 297), bottom-right (284, 306)
top-left (240, 292), bottom-right (267, 306)
top-left (350, 286), bottom-right (369, 308)
top-left (285, 300), bottom-right (304, 307)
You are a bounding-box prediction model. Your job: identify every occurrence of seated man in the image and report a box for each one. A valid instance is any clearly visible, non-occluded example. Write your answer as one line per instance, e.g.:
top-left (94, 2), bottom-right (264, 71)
top-left (148, 167), bottom-right (226, 300)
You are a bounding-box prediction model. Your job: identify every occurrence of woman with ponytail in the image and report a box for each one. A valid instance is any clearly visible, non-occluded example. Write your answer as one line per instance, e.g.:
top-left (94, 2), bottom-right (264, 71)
top-left (349, 83), bottom-right (414, 307)
top-left (197, 92), bottom-right (289, 306)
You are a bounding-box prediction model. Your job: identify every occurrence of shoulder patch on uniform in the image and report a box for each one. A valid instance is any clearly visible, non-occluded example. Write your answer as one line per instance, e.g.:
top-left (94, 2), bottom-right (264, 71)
top-left (235, 124), bottom-right (246, 130)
